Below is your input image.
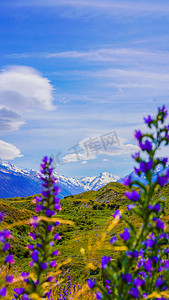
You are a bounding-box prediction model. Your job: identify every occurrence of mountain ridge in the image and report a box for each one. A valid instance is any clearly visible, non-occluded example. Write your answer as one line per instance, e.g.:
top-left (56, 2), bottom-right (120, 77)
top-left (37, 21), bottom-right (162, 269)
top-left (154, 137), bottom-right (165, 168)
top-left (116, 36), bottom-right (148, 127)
top-left (0, 160), bottom-right (119, 198)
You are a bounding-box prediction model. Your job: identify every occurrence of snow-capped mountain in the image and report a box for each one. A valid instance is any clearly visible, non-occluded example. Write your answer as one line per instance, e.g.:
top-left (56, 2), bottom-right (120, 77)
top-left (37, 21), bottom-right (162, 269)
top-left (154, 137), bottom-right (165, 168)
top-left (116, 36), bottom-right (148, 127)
top-left (0, 160), bottom-right (120, 199)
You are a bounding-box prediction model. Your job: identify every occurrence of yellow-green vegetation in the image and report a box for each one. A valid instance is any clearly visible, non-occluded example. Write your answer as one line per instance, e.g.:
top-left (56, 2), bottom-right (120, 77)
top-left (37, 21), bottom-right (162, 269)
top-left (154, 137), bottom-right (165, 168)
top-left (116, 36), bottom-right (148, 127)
top-left (0, 182), bottom-right (169, 288)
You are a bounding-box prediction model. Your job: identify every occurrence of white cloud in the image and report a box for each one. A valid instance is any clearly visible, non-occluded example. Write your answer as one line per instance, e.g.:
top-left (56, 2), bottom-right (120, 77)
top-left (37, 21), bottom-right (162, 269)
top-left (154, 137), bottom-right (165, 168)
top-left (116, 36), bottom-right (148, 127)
top-left (102, 158), bottom-right (108, 162)
top-left (0, 66), bottom-right (55, 112)
top-left (0, 66), bottom-right (56, 132)
top-left (81, 160), bottom-right (87, 164)
top-left (63, 134), bottom-right (139, 163)
top-left (0, 140), bottom-right (23, 160)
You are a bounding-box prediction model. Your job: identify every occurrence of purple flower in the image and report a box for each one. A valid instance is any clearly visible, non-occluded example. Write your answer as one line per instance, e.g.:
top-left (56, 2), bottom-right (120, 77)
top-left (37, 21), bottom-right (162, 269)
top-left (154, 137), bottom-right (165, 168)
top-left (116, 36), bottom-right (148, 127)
top-left (5, 254), bottom-right (14, 264)
top-left (0, 212), bottom-right (5, 222)
top-left (101, 256), bottom-right (111, 269)
top-left (49, 260), bottom-right (57, 267)
top-left (35, 204), bottom-right (44, 212)
top-left (47, 224), bottom-right (54, 232)
top-left (134, 130), bottom-right (142, 140)
top-left (153, 203), bottom-right (161, 212)
top-left (47, 276), bottom-right (54, 282)
top-left (123, 177), bottom-right (132, 186)
top-left (95, 291), bottom-right (103, 299)
top-left (54, 204), bottom-right (61, 211)
top-left (46, 208), bottom-right (55, 217)
top-left (2, 229), bottom-right (11, 238)
top-left (158, 175), bottom-right (167, 187)
top-left (132, 152), bottom-right (140, 160)
top-left (112, 210), bottom-right (121, 219)
top-left (2, 242), bottom-right (11, 251)
top-left (139, 140), bottom-right (152, 152)
top-left (152, 256), bottom-right (159, 263)
top-left (42, 190), bottom-right (50, 197)
top-left (156, 277), bottom-right (164, 287)
top-left (31, 250), bottom-right (39, 262)
top-left (54, 233), bottom-right (60, 240)
top-left (87, 279), bottom-right (95, 289)
top-left (144, 259), bottom-right (152, 272)
top-left (155, 219), bottom-right (165, 230)
top-left (41, 262), bottom-right (47, 270)
top-left (119, 228), bottom-right (130, 241)
top-left (29, 232), bottom-right (37, 240)
top-left (145, 239), bottom-right (154, 248)
top-left (158, 105), bottom-right (168, 118)
top-left (139, 160), bottom-right (153, 172)
top-left (21, 272), bottom-right (29, 278)
top-left (6, 275), bottom-right (14, 283)
top-left (128, 287), bottom-right (139, 298)
top-left (110, 236), bottom-right (117, 244)
top-left (144, 115), bottom-right (153, 124)
top-left (162, 157), bottom-right (168, 165)
top-left (27, 244), bottom-right (34, 250)
top-left (55, 221), bottom-right (60, 226)
top-left (125, 190), bottom-right (140, 201)
top-left (0, 287), bottom-right (7, 297)
top-left (133, 278), bottom-right (143, 287)
top-left (164, 260), bottom-right (169, 270)
top-left (121, 273), bottom-right (132, 284)
top-left (127, 204), bottom-right (136, 211)
top-left (52, 250), bottom-right (59, 256)
top-left (14, 288), bottom-right (25, 295)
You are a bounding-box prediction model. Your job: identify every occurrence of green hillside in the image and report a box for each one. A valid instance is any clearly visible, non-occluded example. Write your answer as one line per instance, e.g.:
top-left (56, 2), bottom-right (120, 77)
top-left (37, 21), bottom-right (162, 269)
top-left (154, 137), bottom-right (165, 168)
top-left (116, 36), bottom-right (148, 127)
top-left (0, 182), bottom-right (169, 284)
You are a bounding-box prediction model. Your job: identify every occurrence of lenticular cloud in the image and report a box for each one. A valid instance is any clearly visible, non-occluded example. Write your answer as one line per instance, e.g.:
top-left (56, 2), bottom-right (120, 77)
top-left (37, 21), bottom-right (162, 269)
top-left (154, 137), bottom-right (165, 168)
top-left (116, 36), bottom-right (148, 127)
top-left (0, 139), bottom-right (23, 159)
top-left (0, 65), bottom-right (55, 112)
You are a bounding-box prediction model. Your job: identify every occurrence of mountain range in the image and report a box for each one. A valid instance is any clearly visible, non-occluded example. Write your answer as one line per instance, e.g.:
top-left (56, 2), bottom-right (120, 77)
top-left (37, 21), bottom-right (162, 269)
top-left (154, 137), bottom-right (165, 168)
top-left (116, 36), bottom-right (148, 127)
top-left (0, 161), bottom-right (119, 198)
top-left (0, 160), bottom-right (168, 199)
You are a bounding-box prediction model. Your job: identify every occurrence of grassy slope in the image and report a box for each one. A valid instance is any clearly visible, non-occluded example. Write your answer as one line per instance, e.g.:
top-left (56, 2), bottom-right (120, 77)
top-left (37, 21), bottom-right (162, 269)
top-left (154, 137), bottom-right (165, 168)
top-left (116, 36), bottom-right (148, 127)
top-left (0, 182), bottom-right (169, 283)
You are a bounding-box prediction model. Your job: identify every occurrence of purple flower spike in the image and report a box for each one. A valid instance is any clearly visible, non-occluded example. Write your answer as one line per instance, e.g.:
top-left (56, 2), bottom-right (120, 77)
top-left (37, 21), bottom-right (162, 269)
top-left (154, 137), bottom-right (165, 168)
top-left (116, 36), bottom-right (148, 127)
top-left (119, 228), bottom-right (130, 241)
top-left (125, 190), bottom-right (140, 201)
top-left (87, 279), bottom-right (95, 289)
top-left (0, 287), bottom-right (7, 297)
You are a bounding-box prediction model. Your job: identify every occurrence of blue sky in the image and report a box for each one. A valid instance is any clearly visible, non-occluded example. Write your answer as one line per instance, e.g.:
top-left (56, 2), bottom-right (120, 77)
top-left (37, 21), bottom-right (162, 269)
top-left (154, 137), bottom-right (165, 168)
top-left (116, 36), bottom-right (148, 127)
top-left (0, 0), bottom-right (169, 177)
